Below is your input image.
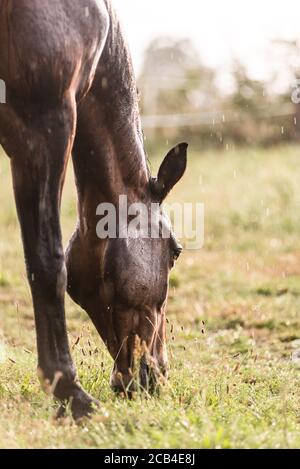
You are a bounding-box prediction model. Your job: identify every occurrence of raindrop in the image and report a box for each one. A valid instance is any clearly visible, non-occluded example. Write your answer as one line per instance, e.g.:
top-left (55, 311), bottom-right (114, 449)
top-left (291, 339), bottom-right (300, 349)
top-left (291, 349), bottom-right (300, 366)
top-left (101, 77), bottom-right (108, 89)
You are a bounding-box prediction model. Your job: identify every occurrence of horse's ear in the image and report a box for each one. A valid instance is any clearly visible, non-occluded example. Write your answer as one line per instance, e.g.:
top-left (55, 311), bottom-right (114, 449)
top-left (151, 143), bottom-right (188, 202)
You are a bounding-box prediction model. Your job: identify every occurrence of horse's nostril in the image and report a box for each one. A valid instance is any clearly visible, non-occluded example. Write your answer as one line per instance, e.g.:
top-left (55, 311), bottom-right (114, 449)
top-left (139, 360), bottom-right (150, 389)
top-left (139, 358), bottom-right (168, 393)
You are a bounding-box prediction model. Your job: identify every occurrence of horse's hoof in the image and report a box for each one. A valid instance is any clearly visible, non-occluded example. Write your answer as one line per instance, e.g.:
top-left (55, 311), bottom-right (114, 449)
top-left (71, 390), bottom-right (100, 421)
top-left (56, 387), bottom-right (100, 421)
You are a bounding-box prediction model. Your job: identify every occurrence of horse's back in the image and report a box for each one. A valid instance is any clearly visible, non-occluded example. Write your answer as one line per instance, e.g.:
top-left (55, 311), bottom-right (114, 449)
top-left (0, 0), bottom-right (109, 104)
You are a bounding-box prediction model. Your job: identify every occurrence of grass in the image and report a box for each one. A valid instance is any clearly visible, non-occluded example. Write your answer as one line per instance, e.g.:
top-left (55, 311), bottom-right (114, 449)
top-left (1, 143), bottom-right (300, 448)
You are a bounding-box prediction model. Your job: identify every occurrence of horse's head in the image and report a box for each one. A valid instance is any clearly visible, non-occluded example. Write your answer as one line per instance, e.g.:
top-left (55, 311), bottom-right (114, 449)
top-left (66, 143), bottom-right (187, 395)
top-left (100, 143), bottom-right (187, 393)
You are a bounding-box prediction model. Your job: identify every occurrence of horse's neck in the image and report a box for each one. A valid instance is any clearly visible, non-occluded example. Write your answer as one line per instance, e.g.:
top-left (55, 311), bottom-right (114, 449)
top-left (94, 1), bottom-right (149, 198)
top-left (75, 2), bottom-right (150, 232)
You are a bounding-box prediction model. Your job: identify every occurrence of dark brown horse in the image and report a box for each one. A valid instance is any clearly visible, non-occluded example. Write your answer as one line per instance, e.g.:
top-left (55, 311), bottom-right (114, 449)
top-left (0, 0), bottom-right (187, 419)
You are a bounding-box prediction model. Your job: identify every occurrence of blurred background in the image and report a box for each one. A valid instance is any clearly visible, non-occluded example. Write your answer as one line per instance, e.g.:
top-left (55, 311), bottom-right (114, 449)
top-left (115, 0), bottom-right (300, 149)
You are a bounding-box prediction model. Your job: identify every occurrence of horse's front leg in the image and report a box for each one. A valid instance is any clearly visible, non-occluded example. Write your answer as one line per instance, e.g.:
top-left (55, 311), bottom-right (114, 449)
top-left (4, 97), bottom-right (98, 420)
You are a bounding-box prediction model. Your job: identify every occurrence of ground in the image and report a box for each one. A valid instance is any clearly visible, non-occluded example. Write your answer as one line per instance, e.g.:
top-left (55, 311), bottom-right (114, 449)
top-left (1, 143), bottom-right (300, 448)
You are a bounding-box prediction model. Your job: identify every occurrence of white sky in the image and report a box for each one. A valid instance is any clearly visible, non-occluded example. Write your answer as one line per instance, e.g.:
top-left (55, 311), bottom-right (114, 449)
top-left (114, 0), bottom-right (300, 82)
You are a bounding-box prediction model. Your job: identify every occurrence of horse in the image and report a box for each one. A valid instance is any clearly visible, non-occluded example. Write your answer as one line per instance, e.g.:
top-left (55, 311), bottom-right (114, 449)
top-left (0, 0), bottom-right (187, 420)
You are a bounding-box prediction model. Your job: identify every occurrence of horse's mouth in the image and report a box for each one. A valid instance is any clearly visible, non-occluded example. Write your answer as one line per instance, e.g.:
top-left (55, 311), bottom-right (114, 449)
top-left (110, 356), bottom-right (169, 396)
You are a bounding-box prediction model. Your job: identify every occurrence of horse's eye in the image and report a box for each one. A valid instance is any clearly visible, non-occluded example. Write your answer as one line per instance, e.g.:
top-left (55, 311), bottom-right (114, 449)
top-left (170, 235), bottom-right (182, 263)
top-left (173, 246), bottom-right (182, 260)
